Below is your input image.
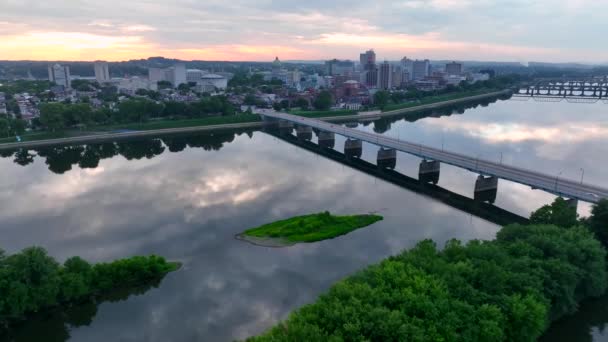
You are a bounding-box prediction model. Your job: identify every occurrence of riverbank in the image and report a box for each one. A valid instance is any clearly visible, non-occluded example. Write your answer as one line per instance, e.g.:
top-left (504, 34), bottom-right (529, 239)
top-left (0, 89), bottom-right (510, 150)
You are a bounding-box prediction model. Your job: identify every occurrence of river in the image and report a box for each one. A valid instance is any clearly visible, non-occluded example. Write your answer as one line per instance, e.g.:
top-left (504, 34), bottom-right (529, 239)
top-left (0, 96), bottom-right (606, 341)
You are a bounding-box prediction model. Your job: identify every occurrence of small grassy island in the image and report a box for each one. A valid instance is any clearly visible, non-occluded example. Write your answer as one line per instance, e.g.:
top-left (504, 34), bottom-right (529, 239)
top-left (237, 211), bottom-right (383, 247)
top-left (0, 246), bottom-right (180, 331)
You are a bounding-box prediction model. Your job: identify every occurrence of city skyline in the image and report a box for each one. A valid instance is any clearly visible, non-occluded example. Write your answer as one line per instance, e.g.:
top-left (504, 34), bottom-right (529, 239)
top-left (1, 1), bottom-right (607, 63)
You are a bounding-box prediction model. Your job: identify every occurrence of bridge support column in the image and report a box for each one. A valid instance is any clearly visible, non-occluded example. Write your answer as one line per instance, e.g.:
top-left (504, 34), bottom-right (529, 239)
top-left (566, 198), bottom-right (579, 211)
top-left (377, 148), bottom-right (396, 169)
top-left (296, 126), bottom-right (313, 141)
top-left (344, 139), bottom-right (362, 159)
top-left (419, 160), bottom-right (440, 185)
top-left (317, 131), bottom-right (335, 149)
top-left (474, 175), bottom-right (498, 204)
top-left (278, 120), bottom-right (294, 134)
top-left (262, 116), bottom-right (279, 129)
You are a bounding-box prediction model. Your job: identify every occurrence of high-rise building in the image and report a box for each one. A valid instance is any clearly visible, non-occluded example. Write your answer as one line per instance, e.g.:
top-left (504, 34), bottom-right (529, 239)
top-left (378, 61), bottom-right (392, 90)
top-left (445, 61), bottom-right (463, 75)
top-left (412, 59), bottom-right (431, 80)
top-left (325, 59), bottom-right (355, 76)
top-left (364, 67), bottom-right (378, 88)
top-left (172, 63), bottom-right (187, 87)
top-left (94, 61), bottom-right (110, 83)
top-left (401, 57), bottom-right (414, 81)
top-left (391, 66), bottom-right (403, 88)
top-left (359, 49), bottom-right (376, 71)
top-left (48, 64), bottom-right (71, 89)
top-left (148, 64), bottom-right (187, 88)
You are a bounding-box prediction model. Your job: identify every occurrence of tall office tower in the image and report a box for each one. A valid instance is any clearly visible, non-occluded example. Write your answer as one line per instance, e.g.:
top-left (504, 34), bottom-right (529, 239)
top-left (378, 61), bottom-right (392, 90)
top-left (391, 65), bottom-right (403, 88)
top-left (48, 64), bottom-right (71, 88)
top-left (365, 67), bottom-right (378, 88)
top-left (172, 63), bottom-right (187, 87)
top-left (401, 57), bottom-right (414, 81)
top-left (412, 59), bottom-right (431, 80)
top-left (94, 61), bottom-right (111, 83)
top-left (359, 49), bottom-right (376, 71)
top-left (445, 61), bottom-right (463, 75)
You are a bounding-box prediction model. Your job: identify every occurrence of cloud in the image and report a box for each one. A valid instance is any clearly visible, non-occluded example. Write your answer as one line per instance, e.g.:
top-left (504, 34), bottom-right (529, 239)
top-left (122, 24), bottom-right (156, 32)
top-left (0, 0), bottom-right (605, 62)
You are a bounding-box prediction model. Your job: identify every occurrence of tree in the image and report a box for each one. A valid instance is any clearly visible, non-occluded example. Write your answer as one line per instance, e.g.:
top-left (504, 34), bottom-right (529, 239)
top-left (39, 103), bottom-right (66, 131)
top-left (530, 197), bottom-right (579, 228)
top-left (294, 98), bottom-right (309, 110)
top-left (374, 90), bottom-right (390, 110)
top-left (587, 199), bottom-right (608, 249)
top-left (0, 118), bottom-right (9, 137)
top-left (10, 119), bottom-right (26, 135)
top-left (313, 91), bottom-right (332, 111)
top-left (280, 99), bottom-right (290, 110)
top-left (244, 94), bottom-right (258, 106)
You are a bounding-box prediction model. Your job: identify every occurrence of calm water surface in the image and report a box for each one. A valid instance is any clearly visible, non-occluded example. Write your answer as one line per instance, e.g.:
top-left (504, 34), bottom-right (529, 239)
top-left (0, 97), bottom-right (606, 341)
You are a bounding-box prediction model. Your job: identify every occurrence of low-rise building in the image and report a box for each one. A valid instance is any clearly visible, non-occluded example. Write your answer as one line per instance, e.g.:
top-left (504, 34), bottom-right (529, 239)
top-left (195, 74), bottom-right (228, 93)
top-left (117, 77), bottom-right (158, 95)
top-left (0, 92), bottom-right (6, 114)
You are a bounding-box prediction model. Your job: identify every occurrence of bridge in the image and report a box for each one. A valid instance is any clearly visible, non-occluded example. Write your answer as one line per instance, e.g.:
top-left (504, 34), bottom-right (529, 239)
top-left (514, 78), bottom-right (608, 103)
top-left (269, 130), bottom-right (529, 227)
top-left (259, 110), bottom-right (608, 205)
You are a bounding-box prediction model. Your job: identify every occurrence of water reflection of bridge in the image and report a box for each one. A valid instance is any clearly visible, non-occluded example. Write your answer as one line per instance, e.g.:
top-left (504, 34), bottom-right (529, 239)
top-left (267, 130), bottom-right (529, 227)
top-left (514, 78), bottom-right (608, 103)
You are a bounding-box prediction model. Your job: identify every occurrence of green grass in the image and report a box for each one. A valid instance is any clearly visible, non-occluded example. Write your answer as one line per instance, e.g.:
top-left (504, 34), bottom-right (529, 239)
top-left (94, 114), bottom-right (262, 131)
top-left (0, 131), bottom-right (68, 144)
top-left (289, 109), bottom-right (358, 118)
top-left (382, 89), bottom-right (502, 112)
top-left (243, 211), bottom-right (383, 243)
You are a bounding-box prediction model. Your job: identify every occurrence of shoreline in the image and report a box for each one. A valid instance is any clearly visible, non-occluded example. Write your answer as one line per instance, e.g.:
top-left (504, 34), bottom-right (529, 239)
top-left (0, 90), bottom-right (510, 151)
top-left (234, 233), bottom-right (295, 248)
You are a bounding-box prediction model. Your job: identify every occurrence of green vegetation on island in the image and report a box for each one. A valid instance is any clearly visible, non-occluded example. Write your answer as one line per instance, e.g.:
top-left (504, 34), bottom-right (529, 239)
top-left (0, 247), bottom-right (179, 331)
top-left (248, 199), bottom-right (608, 341)
top-left (238, 211), bottom-right (383, 246)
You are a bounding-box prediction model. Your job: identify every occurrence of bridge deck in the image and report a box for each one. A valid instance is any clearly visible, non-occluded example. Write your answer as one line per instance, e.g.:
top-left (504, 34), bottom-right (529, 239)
top-left (260, 110), bottom-right (608, 203)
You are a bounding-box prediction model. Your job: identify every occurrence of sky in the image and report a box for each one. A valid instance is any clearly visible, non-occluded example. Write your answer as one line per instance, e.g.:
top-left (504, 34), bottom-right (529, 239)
top-left (1, 0), bottom-right (607, 63)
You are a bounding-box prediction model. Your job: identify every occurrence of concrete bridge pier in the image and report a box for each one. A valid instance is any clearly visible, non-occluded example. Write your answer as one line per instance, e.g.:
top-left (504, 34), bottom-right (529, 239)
top-left (296, 126), bottom-right (313, 141)
top-left (278, 120), bottom-right (294, 135)
top-left (317, 131), bottom-right (335, 149)
top-left (344, 139), bottom-right (362, 159)
top-left (419, 160), bottom-right (440, 185)
top-left (377, 148), bottom-right (397, 169)
top-left (566, 198), bottom-right (579, 211)
top-left (262, 116), bottom-right (280, 129)
top-left (474, 175), bottom-right (498, 204)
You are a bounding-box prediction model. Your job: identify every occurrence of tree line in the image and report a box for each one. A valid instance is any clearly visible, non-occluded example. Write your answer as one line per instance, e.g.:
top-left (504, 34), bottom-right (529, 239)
top-left (249, 198), bottom-right (608, 341)
top-left (373, 75), bottom-right (520, 110)
top-left (0, 130), bottom-right (250, 173)
top-left (38, 96), bottom-right (236, 131)
top-left (0, 247), bottom-right (179, 332)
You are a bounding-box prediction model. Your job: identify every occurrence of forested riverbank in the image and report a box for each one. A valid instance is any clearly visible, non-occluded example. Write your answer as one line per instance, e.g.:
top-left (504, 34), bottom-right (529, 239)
top-left (0, 247), bottom-right (179, 333)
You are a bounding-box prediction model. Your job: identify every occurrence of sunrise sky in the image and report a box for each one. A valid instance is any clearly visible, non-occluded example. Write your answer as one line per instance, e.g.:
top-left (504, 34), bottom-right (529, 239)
top-left (1, 0), bottom-right (606, 63)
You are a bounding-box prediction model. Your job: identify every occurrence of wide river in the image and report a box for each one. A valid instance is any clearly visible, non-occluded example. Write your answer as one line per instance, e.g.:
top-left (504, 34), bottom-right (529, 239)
top-left (1, 96), bottom-right (607, 341)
